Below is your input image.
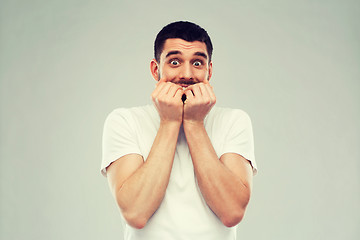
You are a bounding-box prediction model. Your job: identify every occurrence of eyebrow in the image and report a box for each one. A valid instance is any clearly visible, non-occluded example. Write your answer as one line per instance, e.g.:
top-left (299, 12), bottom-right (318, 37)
top-left (165, 51), bottom-right (181, 58)
top-left (194, 51), bottom-right (208, 60)
top-left (165, 51), bottom-right (208, 60)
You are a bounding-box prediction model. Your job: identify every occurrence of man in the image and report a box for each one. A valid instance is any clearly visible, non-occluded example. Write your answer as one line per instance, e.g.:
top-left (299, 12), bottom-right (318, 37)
top-left (101, 21), bottom-right (257, 240)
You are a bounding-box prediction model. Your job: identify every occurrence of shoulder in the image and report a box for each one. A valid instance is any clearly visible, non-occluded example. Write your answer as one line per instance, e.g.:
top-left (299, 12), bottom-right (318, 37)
top-left (105, 105), bottom-right (156, 122)
top-left (104, 105), bottom-right (159, 133)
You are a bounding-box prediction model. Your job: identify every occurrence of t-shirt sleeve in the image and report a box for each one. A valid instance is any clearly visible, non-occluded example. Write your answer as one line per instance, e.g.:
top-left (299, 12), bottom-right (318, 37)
top-left (221, 110), bottom-right (257, 175)
top-left (100, 109), bottom-right (142, 177)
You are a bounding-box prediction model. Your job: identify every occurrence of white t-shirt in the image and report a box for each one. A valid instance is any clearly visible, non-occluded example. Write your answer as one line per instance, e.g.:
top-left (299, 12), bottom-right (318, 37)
top-left (101, 104), bottom-right (257, 240)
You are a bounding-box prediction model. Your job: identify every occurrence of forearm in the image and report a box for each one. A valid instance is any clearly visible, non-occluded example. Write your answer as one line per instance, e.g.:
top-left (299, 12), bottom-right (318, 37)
top-left (183, 121), bottom-right (251, 227)
top-left (116, 121), bottom-right (181, 228)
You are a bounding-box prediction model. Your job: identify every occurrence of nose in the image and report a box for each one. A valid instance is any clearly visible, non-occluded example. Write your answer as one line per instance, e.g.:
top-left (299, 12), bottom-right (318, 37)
top-left (179, 62), bottom-right (194, 81)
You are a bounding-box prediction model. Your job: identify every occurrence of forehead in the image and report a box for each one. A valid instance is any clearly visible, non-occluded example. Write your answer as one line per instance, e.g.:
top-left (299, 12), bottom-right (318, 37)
top-left (161, 38), bottom-right (208, 58)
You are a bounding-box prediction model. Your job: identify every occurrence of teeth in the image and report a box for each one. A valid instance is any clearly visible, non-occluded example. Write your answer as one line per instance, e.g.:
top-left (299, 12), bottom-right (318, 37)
top-left (182, 87), bottom-right (186, 90)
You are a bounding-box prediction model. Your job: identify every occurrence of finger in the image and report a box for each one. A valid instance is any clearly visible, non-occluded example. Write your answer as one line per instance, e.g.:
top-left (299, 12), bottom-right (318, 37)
top-left (204, 84), bottom-right (216, 103)
top-left (152, 81), bottom-right (167, 99)
top-left (157, 82), bottom-right (173, 98)
top-left (190, 84), bottom-right (202, 98)
top-left (168, 84), bottom-right (183, 98)
top-left (174, 87), bottom-right (185, 101)
top-left (184, 88), bottom-right (195, 101)
top-left (202, 78), bottom-right (210, 85)
top-left (156, 78), bottom-right (167, 86)
top-left (199, 83), bottom-right (215, 106)
top-left (198, 83), bottom-right (209, 97)
top-left (200, 83), bottom-right (214, 98)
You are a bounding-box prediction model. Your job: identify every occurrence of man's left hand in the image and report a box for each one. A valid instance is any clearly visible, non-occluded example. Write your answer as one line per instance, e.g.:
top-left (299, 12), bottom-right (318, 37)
top-left (183, 82), bottom-right (216, 124)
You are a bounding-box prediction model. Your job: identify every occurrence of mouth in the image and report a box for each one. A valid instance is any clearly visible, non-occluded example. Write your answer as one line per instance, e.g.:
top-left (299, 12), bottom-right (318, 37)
top-left (179, 83), bottom-right (195, 89)
top-left (179, 84), bottom-right (190, 88)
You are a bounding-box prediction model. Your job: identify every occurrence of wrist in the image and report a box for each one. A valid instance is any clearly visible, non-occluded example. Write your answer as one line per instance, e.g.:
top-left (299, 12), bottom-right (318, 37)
top-left (183, 119), bottom-right (205, 130)
top-left (160, 119), bottom-right (182, 129)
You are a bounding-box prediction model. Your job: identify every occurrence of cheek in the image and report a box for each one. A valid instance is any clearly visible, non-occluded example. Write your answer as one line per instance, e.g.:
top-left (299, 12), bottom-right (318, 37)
top-left (196, 70), bottom-right (208, 81)
top-left (162, 67), bottom-right (178, 80)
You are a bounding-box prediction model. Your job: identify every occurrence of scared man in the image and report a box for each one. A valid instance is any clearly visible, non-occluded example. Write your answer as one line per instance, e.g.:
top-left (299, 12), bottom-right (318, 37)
top-left (101, 21), bottom-right (257, 240)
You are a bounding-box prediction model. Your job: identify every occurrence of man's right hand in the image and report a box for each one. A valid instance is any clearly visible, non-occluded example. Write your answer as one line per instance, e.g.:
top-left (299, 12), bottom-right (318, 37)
top-left (151, 80), bottom-right (184, 123)
top-left (108, 80), bottom-right (184, 229)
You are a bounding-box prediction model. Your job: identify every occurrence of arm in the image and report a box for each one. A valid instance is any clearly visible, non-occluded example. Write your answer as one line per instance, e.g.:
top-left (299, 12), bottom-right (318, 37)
top-left (183, 83), bottom-right (253, 227)
top-left (183, 122), bottom-right (253, 227)
top-left (106, 81), bottom-right (184, 229)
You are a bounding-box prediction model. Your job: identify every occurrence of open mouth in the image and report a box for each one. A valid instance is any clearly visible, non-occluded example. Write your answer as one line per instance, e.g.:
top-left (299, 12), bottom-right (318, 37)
top-left (179, 84), bottom-right (191, 89)
top-left (178, 81), bottom-right (196, 89)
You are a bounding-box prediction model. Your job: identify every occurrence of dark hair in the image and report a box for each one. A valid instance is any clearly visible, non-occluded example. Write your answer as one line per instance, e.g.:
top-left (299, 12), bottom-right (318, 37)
top-left (154, 21), bottom-right (213, 63)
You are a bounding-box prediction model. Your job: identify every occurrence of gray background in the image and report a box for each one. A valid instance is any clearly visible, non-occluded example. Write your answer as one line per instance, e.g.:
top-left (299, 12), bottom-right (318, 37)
top-left (1, 0), bottom-right (359, 239)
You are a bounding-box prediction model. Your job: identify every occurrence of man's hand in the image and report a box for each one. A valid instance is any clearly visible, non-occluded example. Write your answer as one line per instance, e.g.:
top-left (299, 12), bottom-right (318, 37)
top-left (151, 80), bottom-right (184, 123)
top-left (182, 82), bottom-right (252, 227)
top-left (183, 82), bottom-right (216, 124)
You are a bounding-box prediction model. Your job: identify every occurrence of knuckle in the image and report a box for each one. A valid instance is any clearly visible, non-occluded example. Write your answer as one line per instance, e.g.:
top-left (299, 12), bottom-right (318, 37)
top-left (158, 96), bottom-right (166, 103)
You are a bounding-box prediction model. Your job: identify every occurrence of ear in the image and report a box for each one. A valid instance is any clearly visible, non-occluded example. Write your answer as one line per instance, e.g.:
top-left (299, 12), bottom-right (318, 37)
top-left (208, 61), bottom-right (213, 81)
top-left (150, 59), bottom-right (160, 81)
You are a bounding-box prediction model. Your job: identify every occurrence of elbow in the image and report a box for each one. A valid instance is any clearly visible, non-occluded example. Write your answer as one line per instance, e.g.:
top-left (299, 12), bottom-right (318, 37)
top-left (221, 186), bottom-right (251, 227)
top-left (115, 192), bottom-right (149, 229)
top-left (127, 217), bottom-right (148, 229)
top-left (122, 211), bottom-right (149, 229)
top-left (220, 199), bottom-right (249, 227)
top-left (220, 209), bottom-right (245, 227)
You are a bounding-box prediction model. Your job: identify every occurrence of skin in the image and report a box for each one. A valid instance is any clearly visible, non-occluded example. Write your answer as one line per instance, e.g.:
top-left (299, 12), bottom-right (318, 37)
top-left (106, 38), bottom-right (253, 229)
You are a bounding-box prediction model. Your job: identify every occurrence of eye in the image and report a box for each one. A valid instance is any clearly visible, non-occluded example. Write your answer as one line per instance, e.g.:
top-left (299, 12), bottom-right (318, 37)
top-left (193, 61), bottom-right (202, 67)
top-left (170, 60), bottom-right (180, 66)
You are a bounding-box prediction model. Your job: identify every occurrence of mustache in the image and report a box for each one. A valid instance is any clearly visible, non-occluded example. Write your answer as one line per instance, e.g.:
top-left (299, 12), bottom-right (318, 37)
top-left (177, 80), bottom-right (197, 85)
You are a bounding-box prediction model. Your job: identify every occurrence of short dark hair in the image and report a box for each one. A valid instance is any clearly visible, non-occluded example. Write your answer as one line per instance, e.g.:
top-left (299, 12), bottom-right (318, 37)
top-left (154, 21), bottom-right (213, 63)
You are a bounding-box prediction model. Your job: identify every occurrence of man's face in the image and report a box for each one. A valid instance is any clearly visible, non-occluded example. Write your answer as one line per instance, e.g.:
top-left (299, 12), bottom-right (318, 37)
top-left (151, 38), bottom-right (212, 87)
